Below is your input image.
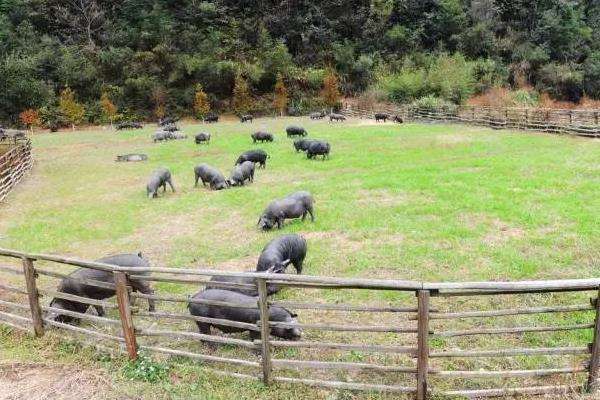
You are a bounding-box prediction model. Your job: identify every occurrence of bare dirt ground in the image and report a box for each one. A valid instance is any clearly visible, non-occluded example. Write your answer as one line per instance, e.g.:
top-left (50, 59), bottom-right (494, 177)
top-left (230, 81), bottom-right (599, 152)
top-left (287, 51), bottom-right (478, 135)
top-left (0, 363), bottom-right (124, 400)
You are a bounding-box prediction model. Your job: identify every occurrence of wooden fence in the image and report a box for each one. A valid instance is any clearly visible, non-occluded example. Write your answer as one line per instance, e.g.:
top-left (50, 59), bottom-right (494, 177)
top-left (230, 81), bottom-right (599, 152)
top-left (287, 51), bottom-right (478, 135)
top-left (0, 138), bottom-right (33, 202)
top-left (342, 104), bottom-right (600, 137)
top-left (0, 248), bottom-right (599, 398)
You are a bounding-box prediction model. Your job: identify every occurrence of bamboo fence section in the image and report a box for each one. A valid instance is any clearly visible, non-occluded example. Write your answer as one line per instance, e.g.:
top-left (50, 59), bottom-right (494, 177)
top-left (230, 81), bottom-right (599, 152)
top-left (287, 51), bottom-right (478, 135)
top-left (0, 137), bottom-right (33, 202)
top-left (342, 104), bottom-right (600, 137)
top-left (0, 247), bottom-right (598, 398)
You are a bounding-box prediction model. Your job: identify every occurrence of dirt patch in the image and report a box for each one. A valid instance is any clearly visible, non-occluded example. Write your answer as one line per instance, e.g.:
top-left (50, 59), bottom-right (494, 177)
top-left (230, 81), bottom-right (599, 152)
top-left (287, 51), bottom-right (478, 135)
top-left (0, 362), bottom-right (118, 400)
top-left (356, 189), bottom-right (408, 207)
top-left (483, 219), bottom-right (525, 246)
top-left (214, 255), bottom-right (257, 272)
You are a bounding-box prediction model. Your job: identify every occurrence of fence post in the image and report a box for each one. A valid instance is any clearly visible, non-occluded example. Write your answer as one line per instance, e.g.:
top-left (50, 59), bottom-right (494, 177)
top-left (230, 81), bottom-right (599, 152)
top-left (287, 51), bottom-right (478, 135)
top-left (416, 290), bottom-right (430, 400)
top-left (587, 289), bottom-right (600, 392)
top-left (22, 257), bottom-right (44, 337)
top-left (257, 278), bottom-right (272, 385)
top-left (114, 271), bottom-right (138, 360)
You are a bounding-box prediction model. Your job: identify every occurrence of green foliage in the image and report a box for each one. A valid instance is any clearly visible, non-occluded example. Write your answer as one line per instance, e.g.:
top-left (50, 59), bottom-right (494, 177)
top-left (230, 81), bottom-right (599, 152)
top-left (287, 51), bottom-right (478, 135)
top-left (536, 63), bottom-right (584, 102)
top-left (411, 95), bottom-right (457, 111)
top-left (583, 52), bottom-right (600, 98)
top-left (121, 354), bottom-right (169, 383)
top-left (511, 89), bottom-right (540, 107)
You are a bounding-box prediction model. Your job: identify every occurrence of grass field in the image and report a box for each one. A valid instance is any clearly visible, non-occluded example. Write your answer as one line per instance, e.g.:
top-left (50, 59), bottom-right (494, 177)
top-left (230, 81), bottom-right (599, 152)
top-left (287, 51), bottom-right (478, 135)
top-left (0, 117), bottom-right (599, 399)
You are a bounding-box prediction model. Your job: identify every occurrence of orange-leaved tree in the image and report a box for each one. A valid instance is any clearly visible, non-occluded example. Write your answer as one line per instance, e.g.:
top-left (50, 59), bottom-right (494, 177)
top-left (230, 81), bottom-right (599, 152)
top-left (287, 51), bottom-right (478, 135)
top-left (19, 109), bottom-right (40, 133)
top-left (193, 84), bottom-right (210, 120)
top-left (232, 74), bottom-right (252, 115)
top-left (321, 68), bottom-right (341, 113)
top-left (100, 92), bottom-right (118, 128)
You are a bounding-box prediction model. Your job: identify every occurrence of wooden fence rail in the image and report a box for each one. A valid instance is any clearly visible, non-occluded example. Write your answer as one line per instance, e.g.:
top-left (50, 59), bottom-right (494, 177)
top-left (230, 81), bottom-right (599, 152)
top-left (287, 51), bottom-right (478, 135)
top-left (342, 104), bottom-right (600, 137)
top-left (0, 248), bottom-right (598, 398)
top-left (0, 138), bottom-right (33, 202)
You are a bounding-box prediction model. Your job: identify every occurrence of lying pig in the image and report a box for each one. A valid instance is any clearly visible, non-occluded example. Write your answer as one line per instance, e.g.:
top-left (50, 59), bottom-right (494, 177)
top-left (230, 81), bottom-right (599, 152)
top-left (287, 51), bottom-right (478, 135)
top-left (47, 253), bottom-right (156, 324)
top-left (235, 149), bottom-right (269, 168)
top-left (188, 289), bottom-right (301, 341)
top-left (258, 191), bottom-right (314, 230)
top-left (228, 161), bottom-right (255, 186)
top-left (307, 141), bottom-right (330, 160)
top-left (147, 168), bottom-right (175, 198)
top-left (194, 164), bottom-right (228, 190)
top-left (251, 131), bottom-right (273, 143)
top-left (329, 113), bottom-right (346, 122)
top-left (286, 125), bottom-right (307, 137)
top-left (152, 131), bottom-right (169, 142)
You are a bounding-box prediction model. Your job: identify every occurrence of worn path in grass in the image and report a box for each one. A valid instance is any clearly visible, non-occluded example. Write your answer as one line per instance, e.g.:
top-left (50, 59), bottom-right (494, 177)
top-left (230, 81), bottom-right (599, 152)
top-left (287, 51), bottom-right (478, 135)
top-left (0, 118), bottom-right (599, 399)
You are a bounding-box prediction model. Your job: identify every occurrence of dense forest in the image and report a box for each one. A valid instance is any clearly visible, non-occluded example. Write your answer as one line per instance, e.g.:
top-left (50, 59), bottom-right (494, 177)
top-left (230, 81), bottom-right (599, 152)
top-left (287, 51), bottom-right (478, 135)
top-left (1, 0), bottom-right (600, 126)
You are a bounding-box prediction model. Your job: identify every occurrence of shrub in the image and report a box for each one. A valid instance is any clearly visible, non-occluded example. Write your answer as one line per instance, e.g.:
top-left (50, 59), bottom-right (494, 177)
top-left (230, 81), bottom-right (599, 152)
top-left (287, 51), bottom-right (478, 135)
top-left (536, 63), bottom-right (583, 102)
top-left (377, 69), bottom-right (427, 103)
top-left (412, 95), bottom-right (457, 112)
top-left (232, 74), bottom-right (252, 115)
top-left (19, 109), bottom-right (40, 131)
top-left (58, 87), bottom-right (86, 130)
top-left (121, 354), bottom-right (169, 383)
top-left (193, 84), bottom-right (210, 119)
top-left (321, 69), bottom-right (341, 112)
top-left (427, 54), bottom-right (475, 104)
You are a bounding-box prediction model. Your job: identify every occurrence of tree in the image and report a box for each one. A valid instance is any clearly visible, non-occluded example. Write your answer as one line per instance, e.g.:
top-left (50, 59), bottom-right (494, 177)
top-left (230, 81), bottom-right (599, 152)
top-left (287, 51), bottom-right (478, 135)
top-left (321, 69), bottom-right (341, 112)
top-left (99, 92), bottom-right (117, 128)
top-left (193, 84), bottom-right (210, 120)
top-left (273, 73), bottom-right (288, 116)
top-left (151, 86), bottom-right (167, 120)
top-left (19, 109), bottom-right (40, 133)
top-left (232, 74), bottom-right (252, 115)
top-left (58, 87), bottom-right (85, 131)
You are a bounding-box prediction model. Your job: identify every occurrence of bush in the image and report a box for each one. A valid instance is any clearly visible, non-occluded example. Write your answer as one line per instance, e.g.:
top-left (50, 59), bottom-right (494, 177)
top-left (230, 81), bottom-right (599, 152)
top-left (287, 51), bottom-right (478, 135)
top-left (536, 63), bottom-right (583, 102)
top-left (377, 69), bottom-right (427, 103)
top-left (411, 95), bottom-right (457, 112)
top-left (427, 54), bottom-right (475, 104)
top-left (121, 354), bottom-right (169, 383)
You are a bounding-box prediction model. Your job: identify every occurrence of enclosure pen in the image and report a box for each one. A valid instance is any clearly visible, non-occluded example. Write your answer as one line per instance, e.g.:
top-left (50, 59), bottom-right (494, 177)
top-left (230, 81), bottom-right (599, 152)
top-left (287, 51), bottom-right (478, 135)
top-left (1, 247), bottom-right (599, 399)
top-left (0, 137), bottom-right (33, 202)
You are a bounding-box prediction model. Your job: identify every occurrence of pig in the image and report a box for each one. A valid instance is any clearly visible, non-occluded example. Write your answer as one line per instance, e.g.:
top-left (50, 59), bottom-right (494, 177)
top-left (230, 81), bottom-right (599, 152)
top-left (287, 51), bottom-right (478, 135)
top-left (152, 131), bottom-right (170, 142)
top-left (188, 289), bottom-right (301, 341)
top-left (195, 132), bottom-right (211, 144)
top-left (393, 115), bottom-right (404, 123)
top-left (306, 141), bottom-right (330, 160)
top-left (146, 168), bottom-right (175, 198)
top-left (116, 153), bottom-right (148, 162)
top-left (286, 125), bottom-right (307, 137)
top-left (206, 264), bottom-right (286, 296)
top-left (194, 164), bottom-right (228, 190)
top-left (204, 113), bottom-right (219, 123)
top-left (251, 131), bottom-right (273, 143)
top-left (293, 139), bottom-right (316, 152)
top-left (375, 113), bottom-right (389, 122)
top-left (116, 121), bottom-right (142, 130)
top-left (310, 111), bottom-right (325, 120)
top-left (329, 113), bottom-right (346, 122)
top-left (235, 149), bottom-right (269, 169)
top-left (240, 114), bottom-right (253, 123)
top-left (162, 123), bottom-right (179, 132)
top-left (258, 191), bottom-right (314, 231)
top-left (159, 116), bottom-right (178, 126)
top-left (228, 161), bottom-right (255, 186)
top-left (171, 132), bottom-right (187, 140)
top-left (47, 253), bottom-right (156, 324)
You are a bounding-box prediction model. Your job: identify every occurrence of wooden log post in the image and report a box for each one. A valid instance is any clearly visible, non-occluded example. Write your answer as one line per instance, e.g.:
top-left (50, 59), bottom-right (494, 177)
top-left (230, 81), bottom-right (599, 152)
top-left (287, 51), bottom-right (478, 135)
top-left (22, 257), bottom-right (44, 337)
top-left (257, 278), bottom-right (272, 385)
top-left (416, 290), bottom-right (430, 400)
top-left (114, 271), bottom-right (138, 360)
top-left (587, 290), bottom-right (600, 392)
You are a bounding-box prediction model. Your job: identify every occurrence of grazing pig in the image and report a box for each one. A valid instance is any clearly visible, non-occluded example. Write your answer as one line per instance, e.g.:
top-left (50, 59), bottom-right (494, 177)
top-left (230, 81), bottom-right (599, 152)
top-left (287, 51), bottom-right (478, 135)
top-left (329, 113), bottom-right (346, 122)
top-left (251, 131), bottom-right (273, 143)
top-left (207, 264), bottom-right (286, 296)
top-left (146, 168), bottom-right (175, 198)
top-left (163, 123), bottom-right (179, 132)
top-left (257, 234), bottom-right (307, 275)
top-left (152, 131), bottom-right (170, 142)
top-left (195, 132), bottom-right (211, 144)
top-left (240, 114), bottom-right (253, 123)
top-left (228, 161), bottom-right (255, 186)
top-left (293, 139), bottom-right (316, 152)
top-left (286, 125), bottom-right (307, 137)
top-left (194, 164), bottom-right (228, 190)
top-left (306, 141), bottom-right (330, 160)
top-left (310, 111), bottom-right (325, 120)
top-left (188, 289), bottom-right (301, 341)
top-left (258, 191), bottom-right (314, 231)
top-left (375, 113), bottom-right (389, 122)
top-left (393, 115), bottom-right (404, 123)
top-left (47, 253), bottom-right (156, 324)
top-left (204, 113), bottom-right (219, 123)
top-left (235, 149), bottom-right (269, 168)
top-left (116, 153), bottom-right (148, 162)
top-left (116, 121), bottom-right (143, 130)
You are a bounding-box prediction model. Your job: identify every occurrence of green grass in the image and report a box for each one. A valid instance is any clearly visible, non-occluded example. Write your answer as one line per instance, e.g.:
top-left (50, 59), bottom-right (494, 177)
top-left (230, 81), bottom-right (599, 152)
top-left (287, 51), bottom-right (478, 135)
top-left (0, 117), bottom-right (599, 399)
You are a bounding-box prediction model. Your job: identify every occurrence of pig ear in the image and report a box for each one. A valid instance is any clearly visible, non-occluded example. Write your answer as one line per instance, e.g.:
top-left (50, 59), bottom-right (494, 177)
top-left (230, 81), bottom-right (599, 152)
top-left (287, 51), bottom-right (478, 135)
top-left (290, 311), bottom-right (298, 318)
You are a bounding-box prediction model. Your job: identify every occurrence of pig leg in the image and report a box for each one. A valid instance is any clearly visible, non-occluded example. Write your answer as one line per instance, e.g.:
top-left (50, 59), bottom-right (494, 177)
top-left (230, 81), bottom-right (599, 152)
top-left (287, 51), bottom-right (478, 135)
top-left (194, 174), bottom-right (200, 187)
top-left (130, 280), bottom-right (156, 312)
top-left (307, 207), bottom-right (315, 222)
top-left (167, 178), bottom-right (175, 192)
top-left (94, 305), bottom-right (106, 317)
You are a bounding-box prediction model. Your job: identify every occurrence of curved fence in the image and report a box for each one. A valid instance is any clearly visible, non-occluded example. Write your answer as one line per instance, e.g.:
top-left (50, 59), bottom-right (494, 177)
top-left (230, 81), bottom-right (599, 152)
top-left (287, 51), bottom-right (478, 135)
top-left (0, 248), bottom-right (598, 398)
top-left (343, 104), bottom-right (600, 138)
top-left (0, 137), bottom-right (32, 202)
